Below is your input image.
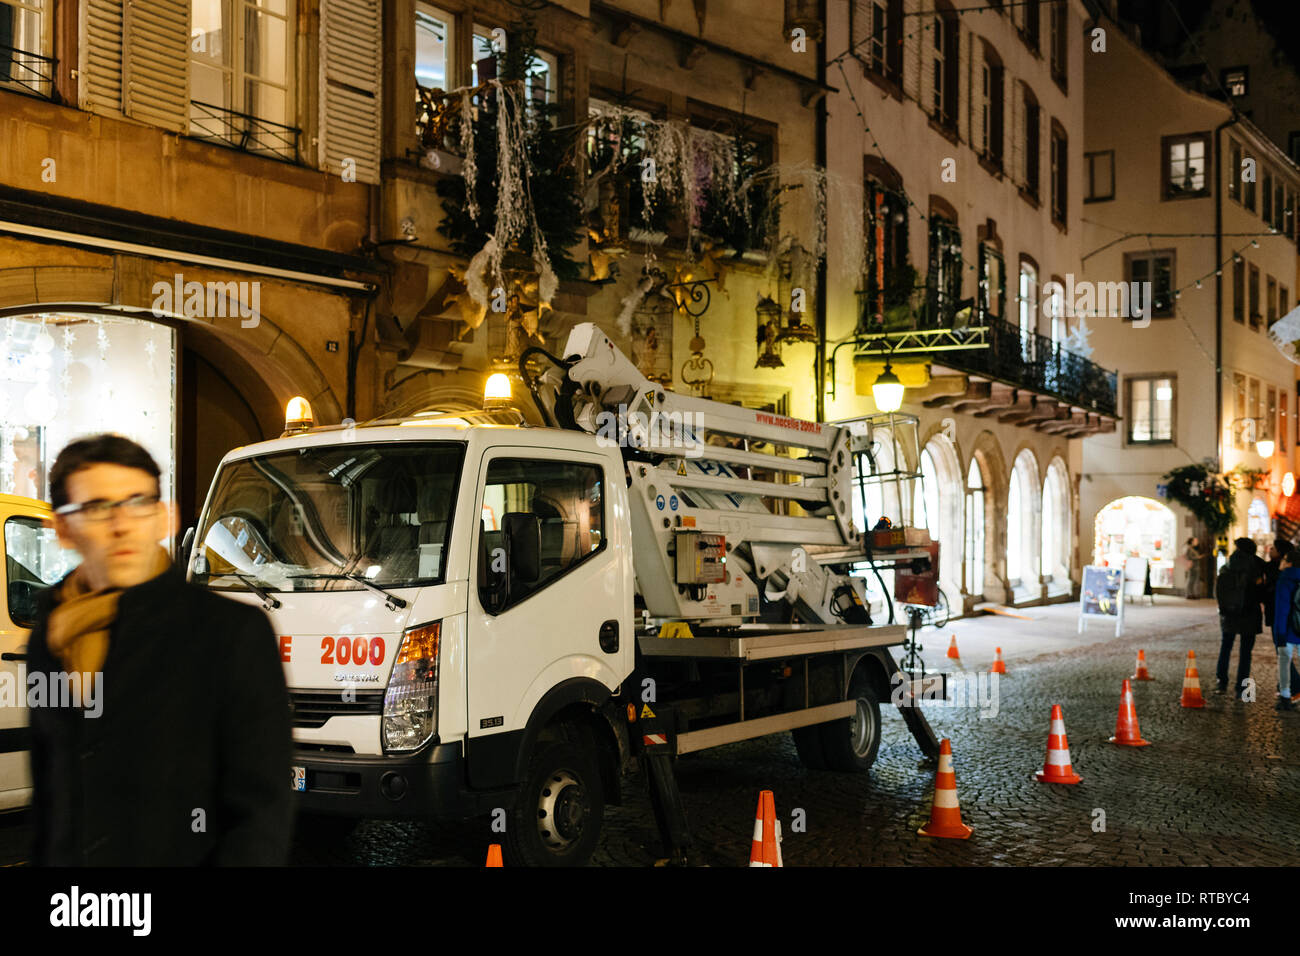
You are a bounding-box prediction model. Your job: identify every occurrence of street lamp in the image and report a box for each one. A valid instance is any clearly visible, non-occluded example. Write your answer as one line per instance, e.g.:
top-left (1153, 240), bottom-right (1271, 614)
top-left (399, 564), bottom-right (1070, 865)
top-left (872, 360), bottom-right (904, 412)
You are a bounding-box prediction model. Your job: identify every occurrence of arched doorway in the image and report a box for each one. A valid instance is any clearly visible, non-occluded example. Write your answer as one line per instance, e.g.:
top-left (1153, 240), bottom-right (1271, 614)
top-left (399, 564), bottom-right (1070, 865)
top-left (1007, 449), bottom-right (1041, 599)
top-left (1094, 496), bottom-right (1177, 590)
top-left (1041, 457), bottom-right (1071, 592)
top-left (913, 434), bottom-right (963, 595)
top-left (964, 457), bottom-right (985, 598)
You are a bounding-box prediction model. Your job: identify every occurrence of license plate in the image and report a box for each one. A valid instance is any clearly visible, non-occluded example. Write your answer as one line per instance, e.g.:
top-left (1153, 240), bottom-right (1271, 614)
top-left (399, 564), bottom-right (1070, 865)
top-left (292, 766), bottom-right (306, 792)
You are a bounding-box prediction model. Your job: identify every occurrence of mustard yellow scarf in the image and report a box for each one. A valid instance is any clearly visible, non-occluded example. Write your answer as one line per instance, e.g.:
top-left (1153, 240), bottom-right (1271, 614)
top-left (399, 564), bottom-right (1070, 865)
top-left (46, 547), bottom-right (172, 703)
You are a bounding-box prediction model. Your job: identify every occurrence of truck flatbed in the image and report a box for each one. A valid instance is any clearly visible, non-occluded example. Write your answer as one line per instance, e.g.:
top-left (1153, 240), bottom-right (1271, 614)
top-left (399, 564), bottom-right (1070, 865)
top-left (636, 623), bottom-right (907, 660)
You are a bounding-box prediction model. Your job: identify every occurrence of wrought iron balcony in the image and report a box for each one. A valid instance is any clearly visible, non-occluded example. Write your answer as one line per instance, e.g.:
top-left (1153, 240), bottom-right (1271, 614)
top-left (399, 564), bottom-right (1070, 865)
top-left (189, 101), bottom-right (299, 163)
top-left (940, 316), bottom-right (1118, 416)
top-left (0, 44), bottom-right (55, 100)
top-left (855, 284), bottom-right (1118, 417)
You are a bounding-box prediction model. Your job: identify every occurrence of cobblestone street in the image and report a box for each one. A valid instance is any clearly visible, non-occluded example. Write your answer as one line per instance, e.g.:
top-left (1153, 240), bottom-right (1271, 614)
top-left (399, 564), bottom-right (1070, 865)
top-left (2, 601), bottom-right (1295, 868)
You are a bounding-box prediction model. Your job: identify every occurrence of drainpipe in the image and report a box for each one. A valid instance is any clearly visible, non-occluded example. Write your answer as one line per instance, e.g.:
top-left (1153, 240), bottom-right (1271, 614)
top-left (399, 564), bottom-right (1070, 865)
top-left (814, 0), bottom-right (829, 421)
top-left (1213, 113), bottom-right (1237, 553)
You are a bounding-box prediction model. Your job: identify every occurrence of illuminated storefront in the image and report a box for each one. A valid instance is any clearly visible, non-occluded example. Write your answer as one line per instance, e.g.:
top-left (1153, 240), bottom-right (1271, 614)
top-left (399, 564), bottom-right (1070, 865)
top-left (0, 313), bottom-right (176, 503)
top-left (1094, 495), bottom-right (1177, 589)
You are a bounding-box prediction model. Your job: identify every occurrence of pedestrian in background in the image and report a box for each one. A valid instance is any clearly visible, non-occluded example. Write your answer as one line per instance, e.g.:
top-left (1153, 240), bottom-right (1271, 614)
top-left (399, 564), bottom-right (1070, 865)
top-left (1183, 536), bottom-right (1205, 599)
top-left (1271, 549), bottom-right (1300, 711)
top-left (27, 434), bottom-right (292, 865)
top-left (1262, 539), bottom-right (1293, 634)
top-left (1215, 537), bottom-right (1265, 700)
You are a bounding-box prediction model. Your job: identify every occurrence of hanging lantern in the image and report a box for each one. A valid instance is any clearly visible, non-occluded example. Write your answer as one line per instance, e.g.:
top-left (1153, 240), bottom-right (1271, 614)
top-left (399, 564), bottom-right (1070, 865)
top-left (755, 294), bottom-right (784, 368)
top-left (871, 361), bottom-right (904, 412)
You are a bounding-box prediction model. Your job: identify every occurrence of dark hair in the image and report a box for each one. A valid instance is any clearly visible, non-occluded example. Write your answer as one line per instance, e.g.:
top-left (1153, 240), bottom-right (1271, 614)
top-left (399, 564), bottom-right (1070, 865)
top-left (1276, 540), bottom-right (1295, 562)
top-left (1233, 537), bottom-right (1256, 555)
top-left (49, 434), bottom-right (161, 508)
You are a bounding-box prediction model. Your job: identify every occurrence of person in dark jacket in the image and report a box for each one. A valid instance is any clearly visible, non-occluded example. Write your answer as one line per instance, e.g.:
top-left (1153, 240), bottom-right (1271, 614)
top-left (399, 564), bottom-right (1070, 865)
top-left (1262, 539), bottom-right (1293, 631)
top-left (27, 434), bottom-right (292, 866)
top-left (1216, 537), bottom-right (1266, 700)
top-left (1270, 551), bottom-right (1300, 711)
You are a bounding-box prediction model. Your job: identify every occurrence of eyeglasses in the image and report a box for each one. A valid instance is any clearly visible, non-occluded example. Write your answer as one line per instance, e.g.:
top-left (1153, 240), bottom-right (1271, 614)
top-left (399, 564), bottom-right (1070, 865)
top-left (55, 494), bottom-right (161, 523)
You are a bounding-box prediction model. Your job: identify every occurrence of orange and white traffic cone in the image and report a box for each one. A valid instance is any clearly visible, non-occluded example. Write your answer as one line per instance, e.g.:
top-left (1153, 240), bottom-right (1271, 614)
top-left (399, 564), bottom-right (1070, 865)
top-left (1179, 650), bottom-right (1206, 709)
top-left (749, 790), bottom-right (783, 867)
top-left (990, 647), bottom-right (1007, 675)
top-left (1109, 678), bottom-right (1152, 746)
top-left (918, 739), bottom-right (973, 839)
top-left (486, 844), bottom-right (503, 867)
top-left (1132, 649), bottom-right (1153, 681)
top-left (1035, 705), bottom-right (1082, 784)
top-left (946, 635), bottom-right (964, 670)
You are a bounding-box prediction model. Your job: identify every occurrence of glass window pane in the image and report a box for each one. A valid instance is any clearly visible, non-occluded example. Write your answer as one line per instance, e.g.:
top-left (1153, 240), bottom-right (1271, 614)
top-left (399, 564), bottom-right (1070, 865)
top-left (191, 0), bottom-right (228, 64)
top-left (415, 4), bottom-right (453, 90)
top-left (243, 7), bottom-right (288, 86)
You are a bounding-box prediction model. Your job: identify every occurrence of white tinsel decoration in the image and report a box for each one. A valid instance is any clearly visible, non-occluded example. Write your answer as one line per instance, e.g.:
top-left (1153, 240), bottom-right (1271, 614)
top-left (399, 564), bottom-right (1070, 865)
top-left (615, 274), bottom-right (657, 337)
top-left (460, 88), bottom-right (479, 221)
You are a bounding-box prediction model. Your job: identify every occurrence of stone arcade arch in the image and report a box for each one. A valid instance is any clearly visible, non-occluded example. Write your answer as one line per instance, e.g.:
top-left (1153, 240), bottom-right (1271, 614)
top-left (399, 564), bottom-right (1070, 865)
top-left (1007, 447), bottom-right (1042, 601)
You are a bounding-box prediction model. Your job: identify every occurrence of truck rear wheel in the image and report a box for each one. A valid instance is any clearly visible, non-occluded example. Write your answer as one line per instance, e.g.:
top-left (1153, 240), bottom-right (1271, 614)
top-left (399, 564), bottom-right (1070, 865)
top-left (505, 738), bottom-right (605, 867)
top-left (791, 724), bottom-right (828, 770)
top-left (819, 679), bottom-right (881, 772)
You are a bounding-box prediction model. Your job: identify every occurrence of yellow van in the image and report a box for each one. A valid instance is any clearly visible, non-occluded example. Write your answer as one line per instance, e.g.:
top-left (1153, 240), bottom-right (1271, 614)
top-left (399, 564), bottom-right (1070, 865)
top-left (1, 494), bottom-right (79, 811)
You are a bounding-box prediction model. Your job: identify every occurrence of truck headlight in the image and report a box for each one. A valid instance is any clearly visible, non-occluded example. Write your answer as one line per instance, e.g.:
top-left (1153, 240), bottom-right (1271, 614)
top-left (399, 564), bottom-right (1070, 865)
top-left (382, 621), bottom-right (441, 753)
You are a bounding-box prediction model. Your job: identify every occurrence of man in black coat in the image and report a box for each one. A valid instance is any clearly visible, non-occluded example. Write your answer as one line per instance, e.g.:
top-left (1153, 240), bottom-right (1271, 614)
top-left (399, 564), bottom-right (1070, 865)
top-left (27, 434), bottom-right (291, 865)
top-left (1216, 537), bottom-right (1266, 700)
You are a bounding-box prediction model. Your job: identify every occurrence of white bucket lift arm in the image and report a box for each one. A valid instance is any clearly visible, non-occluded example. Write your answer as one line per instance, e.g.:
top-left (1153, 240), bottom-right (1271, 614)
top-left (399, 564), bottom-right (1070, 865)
top-left (538, 323), bottom-right (871, 626)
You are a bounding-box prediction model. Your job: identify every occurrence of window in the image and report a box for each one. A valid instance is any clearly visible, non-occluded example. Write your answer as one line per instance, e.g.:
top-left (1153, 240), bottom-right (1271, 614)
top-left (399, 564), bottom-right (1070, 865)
top-left (1263, 167), bottom-right (1273, 223)
top-left (854, 0), bottom-right (902, 84)
top-left (863, 178), bottom-right (910, 325)
top-left (1127, 376), bottom-right (1173, 444)
top-left (1283, 390), bottom-right (1289, 454)
top-left (1233, 258), bottom-right (1245, 323)
top-left (1282, 285), bottom-right (1290, 319)
top-left (1016, 0), bottom-right (1040, 51)
top-left (1047, 276), bottom-right (1065, 347)
top-left (1234, 373), bottom-right (1247, 448)
top-left (416, 3), bottom-right (455, 91)
top-left (964, 458), bottom-right (984, 597)
top-left (1126, 251), bottom-right (1174, 319)
top-left (471, 25), bottom-right (557, 106)
top-left (1049, 1), bottom-right (1067, 85)
top-left (1267, 386), bottom-right (1278, 443)
top-left (1290, 131), bottom-right (1300, 166)
top-left (0, 0), bottom-right (50, 97)
top-left (978, 242), bottom-right (1006, 322)
top-left (1286, 187), bottom-right (1296, 239)
top-left (1268, 275), bottom-right (1278, 326)
top-left (479, 458), bottom-right (605, 613)
top-left (1274, 181), bottom-right (1286, 233)
top-left (1221, 67), bottom-right (1248, 97)
top-left (1228, 140), bottom-right (1241, 202)
top-left (1023, 85), bottom-right (1040, 199)
top-left (190, 0), bottom-right (296, 159)
top-left (930, 6), bottom-right (958, 130)
top-left (928, 216), bottom-right (962, 320)
top-left (1019, 258), bottom-right (1038, 359)
top-left (5, 515), bottom-right (76, 628)
top-left (1162, 133), bottom-right (1210, 199)
top-left (1250, 263), bottom-right (1261, 329)
top-left (1050, 122), bottom-right (1067, 226)
top-left (978, 45), bottom-right (1005, 167)
top-left (1084, 150), bottom-right (1113, 202)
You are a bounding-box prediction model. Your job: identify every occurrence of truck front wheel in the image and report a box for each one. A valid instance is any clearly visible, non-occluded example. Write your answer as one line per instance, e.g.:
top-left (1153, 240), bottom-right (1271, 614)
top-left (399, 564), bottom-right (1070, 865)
top-left (505, 739), bottom-right (605, 867)
top-left (819, 679), bottom-right (881, 772)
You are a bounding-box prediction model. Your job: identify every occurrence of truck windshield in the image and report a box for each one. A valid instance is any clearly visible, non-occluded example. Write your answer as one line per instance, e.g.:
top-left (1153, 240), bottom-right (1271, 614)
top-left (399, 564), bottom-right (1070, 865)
top-left (191, 442), bottom-right (464, 593)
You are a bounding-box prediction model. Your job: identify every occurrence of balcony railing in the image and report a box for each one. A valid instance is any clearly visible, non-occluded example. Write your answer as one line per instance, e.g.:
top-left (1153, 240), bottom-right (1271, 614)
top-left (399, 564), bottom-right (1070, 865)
top-left (0, 44), bottom-right (55, 99)
top-left (943, 316), bottom-right (1118, 416)
top-left (856, 283), bottom-right (1118, 416)
top-left (189, 101), bottom-right (299, 162)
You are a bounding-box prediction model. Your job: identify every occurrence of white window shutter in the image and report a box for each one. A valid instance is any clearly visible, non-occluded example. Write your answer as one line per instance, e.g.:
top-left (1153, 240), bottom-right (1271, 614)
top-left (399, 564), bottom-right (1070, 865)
top-left (82, 0), bottom-right (125, 115)
top-left (123, 0), bottom-right (191, 131)
top-left (320, 0), bottom-right (382, 185)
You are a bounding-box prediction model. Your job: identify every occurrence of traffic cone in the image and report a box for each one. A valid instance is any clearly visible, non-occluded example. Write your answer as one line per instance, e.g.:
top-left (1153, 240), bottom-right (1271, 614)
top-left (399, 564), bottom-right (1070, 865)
top-left (1109, 679), bottom-right (1152, 746)
top-left (990, 647), bottom-right (1007, 674)
top-left (1132, 649), bottom-right (1153, 681)
top-left (946, 635), bottom-right (964, 670)
top-left (1179, 650), bottom-right (1206, 709)
top-left (917, 739), bottom-right (973, 839)
top-left (1035, 705), bottom-right (1082, 784)
top-left (486, 844), bottom-right (503, 867)
top-left (749, 790), bottom-right (783, 867)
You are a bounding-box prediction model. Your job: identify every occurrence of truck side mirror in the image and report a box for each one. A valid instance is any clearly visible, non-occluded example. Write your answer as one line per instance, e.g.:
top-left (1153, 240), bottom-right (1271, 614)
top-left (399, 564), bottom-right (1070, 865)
top-left (503, 512), bottom-right (541, 585)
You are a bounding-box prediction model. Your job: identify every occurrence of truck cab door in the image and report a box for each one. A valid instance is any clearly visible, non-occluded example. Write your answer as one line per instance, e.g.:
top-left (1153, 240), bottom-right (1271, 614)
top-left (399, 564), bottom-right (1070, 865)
top-left (465, 449), bottom-right (630, 779)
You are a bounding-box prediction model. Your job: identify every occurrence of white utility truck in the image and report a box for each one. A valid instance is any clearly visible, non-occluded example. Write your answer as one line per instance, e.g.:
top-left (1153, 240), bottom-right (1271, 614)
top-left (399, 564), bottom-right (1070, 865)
top-left (186, 323), bottom-right (938, 865)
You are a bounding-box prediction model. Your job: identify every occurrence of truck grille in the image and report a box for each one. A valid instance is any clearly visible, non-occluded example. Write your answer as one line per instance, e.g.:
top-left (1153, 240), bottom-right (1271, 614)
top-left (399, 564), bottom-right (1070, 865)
top-left (289, 689), bottom-right (385, 729)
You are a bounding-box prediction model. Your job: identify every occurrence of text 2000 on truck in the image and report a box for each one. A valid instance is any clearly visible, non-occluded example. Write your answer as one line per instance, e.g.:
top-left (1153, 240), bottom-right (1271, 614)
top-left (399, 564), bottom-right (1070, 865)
top-left (186, 323), bottom-right (939, 866)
